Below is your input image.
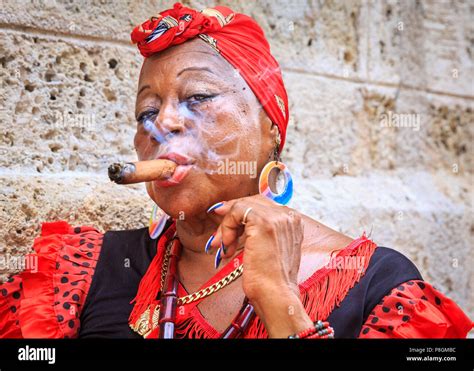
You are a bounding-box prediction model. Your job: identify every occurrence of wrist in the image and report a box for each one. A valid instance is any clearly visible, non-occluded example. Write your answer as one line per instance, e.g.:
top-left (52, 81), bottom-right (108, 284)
top-left (249, 284), bottom-right (313, 338)
top-left (246, 276), bottom-right (299, 303)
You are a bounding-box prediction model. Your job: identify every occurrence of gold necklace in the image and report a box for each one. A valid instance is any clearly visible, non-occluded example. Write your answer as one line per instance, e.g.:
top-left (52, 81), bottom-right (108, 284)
top-left (130, 236), bottom-right (243, 337)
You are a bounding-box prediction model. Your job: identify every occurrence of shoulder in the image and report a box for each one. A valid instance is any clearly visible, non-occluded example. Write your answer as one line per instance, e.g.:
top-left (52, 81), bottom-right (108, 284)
top-left (358, 246), bottom-right (423, 312)
top-left (96, 218), bottom-right (172, 274)
top-left (298, 216), bottom-right (356, 281)
top-left (359, 277), bottom-right (473, 338)
top-left (80, 220), bottom-right (175, 338)
top-left (366, 246), bottom-right (422, 280)
top-left (84, 224), bottom-right (157, 297)
top-left (1, 220), bottom-right (169, 339)
top-left (321, 244), bottom-right (424, 337)
top-left (100, 225), bottom-right (154, 262)
top-left (359, 249), bottom-right (472, 339)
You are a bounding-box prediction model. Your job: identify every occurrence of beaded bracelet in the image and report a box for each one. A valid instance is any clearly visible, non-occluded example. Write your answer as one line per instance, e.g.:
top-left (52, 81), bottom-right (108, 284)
top-left (288, 320), bottom-right (335, 339)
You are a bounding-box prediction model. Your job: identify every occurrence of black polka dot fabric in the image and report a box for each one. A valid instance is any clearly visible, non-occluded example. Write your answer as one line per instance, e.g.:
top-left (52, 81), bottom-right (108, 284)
top-left (0, 221), bottom-right (103, 338)
top-left (0, 273), bottom-right (23, 337)
top-left (358, 280), bottom-right (473, 338)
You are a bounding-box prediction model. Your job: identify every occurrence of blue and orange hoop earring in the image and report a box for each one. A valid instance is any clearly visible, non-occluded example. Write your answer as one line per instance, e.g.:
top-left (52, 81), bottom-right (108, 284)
top-left (149, 203), bottom-right (170, 239)
top-left (258, 160), bottom-right (294, 205)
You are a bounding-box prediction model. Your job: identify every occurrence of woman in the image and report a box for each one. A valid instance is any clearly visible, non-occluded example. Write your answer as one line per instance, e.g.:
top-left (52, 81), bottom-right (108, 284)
top-left (0, 3), bottom-right (472, 339)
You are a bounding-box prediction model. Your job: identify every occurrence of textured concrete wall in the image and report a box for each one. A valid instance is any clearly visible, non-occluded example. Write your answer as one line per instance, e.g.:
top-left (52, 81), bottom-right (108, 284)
top-left (0, 0), bottom-right (472, 320)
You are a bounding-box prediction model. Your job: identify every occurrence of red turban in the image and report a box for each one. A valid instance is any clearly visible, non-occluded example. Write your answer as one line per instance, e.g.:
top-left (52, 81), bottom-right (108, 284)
top-left (131, 2), bottom-right (289, 152)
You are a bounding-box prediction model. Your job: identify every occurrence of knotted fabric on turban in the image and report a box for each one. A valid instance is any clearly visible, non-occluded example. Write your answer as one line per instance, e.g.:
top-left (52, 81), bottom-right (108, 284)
top-left (131, 2), bottom-right (289, 152)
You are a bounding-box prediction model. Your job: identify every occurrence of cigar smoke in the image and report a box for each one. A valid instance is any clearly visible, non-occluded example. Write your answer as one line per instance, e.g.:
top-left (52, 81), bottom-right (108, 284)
top-left (139, 100), bottom-right (248, 176)
top-left (110, 66), bottom-right (264, 184)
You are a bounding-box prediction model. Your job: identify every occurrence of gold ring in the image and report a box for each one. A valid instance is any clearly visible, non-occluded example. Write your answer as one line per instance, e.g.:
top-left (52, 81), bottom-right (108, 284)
top-left (241, 207), bottom-right (253, 225)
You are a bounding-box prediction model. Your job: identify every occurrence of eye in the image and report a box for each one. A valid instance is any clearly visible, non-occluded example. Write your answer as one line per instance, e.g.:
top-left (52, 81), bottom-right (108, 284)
top-left (187, 94), bottom-right (216, 104)
top-left (136, 110), bottom-right (158, 124)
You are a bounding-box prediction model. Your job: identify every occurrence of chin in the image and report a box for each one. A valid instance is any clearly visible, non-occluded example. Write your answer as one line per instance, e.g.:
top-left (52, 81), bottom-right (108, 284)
top-left (147, 181), bottom-right (211, 219)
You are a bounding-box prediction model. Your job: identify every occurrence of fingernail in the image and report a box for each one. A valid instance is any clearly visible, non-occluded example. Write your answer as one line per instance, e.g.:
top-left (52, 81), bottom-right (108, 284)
top-left (207, 202), bottom-right (224, 213)
top-left (205, 234), bottom-right (215, 254)
top-left (214, 247), bottom-right (222, 269)
top-left (221, 240), bottom-right (227, 255)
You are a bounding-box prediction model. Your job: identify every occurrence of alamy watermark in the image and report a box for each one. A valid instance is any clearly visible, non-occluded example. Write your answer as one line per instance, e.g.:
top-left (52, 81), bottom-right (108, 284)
top-left (54, 110), bottom-right (96, 131)
top-left (380, 111), bottom-right (421, 131)
top-left (18, 345), bottom-right (55, 365)
top-left (216, 159), bottom-right (257, 179)
top-left (324, 255), bottom-right (366, 274)
top-left (0, 254), bottom-right (38, 273)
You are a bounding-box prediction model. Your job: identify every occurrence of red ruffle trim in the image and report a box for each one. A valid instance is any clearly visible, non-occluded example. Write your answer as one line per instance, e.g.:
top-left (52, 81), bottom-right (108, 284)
top-left (0, 221), bottom-right (103, 338)
top-left (359, 280), bottom-right (473, 338)
top-left (129, 223), bottom-right (377, 338)
top-left (244, 233), bottom-right (377, 338)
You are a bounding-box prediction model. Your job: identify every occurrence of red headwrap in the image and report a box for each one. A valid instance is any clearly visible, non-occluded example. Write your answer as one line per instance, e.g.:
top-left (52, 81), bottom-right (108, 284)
top-left (131, 2), bottom-right (289, 152)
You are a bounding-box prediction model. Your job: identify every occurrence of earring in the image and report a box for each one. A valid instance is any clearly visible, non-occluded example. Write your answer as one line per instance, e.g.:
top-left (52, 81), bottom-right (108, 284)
top-left (149, 203), bottom-right (170, 239)
top-left (259, 160), bottom-right (294, 206)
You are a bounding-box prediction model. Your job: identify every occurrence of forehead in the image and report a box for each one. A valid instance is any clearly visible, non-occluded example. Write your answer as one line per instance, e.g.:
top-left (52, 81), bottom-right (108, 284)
top-left (139, 38), bottom-right (235, 80)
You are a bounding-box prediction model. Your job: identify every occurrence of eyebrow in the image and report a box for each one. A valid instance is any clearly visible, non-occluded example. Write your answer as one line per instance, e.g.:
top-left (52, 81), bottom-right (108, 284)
top-left (136, 67), bottom-right (217, 99)
top-left (176, 66), bottom-right (216, 77)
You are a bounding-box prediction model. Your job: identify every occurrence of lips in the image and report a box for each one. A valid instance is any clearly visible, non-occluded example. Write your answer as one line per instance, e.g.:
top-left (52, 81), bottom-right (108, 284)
top-left (154, 152), bottom-right (195, 187)
top-left (157, 152), bottom-right (194, 166)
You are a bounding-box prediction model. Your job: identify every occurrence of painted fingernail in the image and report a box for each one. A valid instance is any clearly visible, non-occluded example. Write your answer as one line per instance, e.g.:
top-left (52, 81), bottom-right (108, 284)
top-left (207, 202), bottom-right (224, 213)
top-left (221, 240), bottom-right (227, 255)
top-left (205, 234), bottom-right (215, 254)
top-left (214, 247), bottom-right (222, 269)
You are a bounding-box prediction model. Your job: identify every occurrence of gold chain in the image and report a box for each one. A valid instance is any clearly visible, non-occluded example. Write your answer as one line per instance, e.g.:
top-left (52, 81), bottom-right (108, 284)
top-left (161, 236), bottom-right (243, 305)
top-left (130, 235), bottom-right (243, 337)
top-left (178, 264), bottom-right (243, 305)
top-left (159, 239), bottom-right (172, 290)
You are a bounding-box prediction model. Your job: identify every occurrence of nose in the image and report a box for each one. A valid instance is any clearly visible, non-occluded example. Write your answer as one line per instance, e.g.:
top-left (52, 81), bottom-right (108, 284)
top-left (154, 101), bottom-right (185, 141)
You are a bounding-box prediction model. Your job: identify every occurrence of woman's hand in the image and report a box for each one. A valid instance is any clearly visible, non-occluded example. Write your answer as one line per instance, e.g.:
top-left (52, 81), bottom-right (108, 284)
top-left (207, 194), bottom-right (314, 337)
top-left (208, 194), bottom-right (303, 299)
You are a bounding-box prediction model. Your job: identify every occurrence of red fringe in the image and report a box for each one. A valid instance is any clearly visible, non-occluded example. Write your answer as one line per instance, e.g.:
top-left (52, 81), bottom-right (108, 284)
top-left (131, 228), bottom-right (377, 339)
top-left (244, 234), bottom-right (377, 338)
top-left (128, 222), bottom-right (176, 325)
top-left (175, 313), bottom-right (220, 338)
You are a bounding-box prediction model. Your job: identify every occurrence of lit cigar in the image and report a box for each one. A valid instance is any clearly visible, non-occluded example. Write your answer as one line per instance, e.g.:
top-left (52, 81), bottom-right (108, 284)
top-left (108, 159), bottom-right (177, 184)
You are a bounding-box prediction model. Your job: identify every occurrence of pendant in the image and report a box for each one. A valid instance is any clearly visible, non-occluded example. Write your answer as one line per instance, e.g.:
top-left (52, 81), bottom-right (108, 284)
top-left (129, 304), bottom-right (160, 338)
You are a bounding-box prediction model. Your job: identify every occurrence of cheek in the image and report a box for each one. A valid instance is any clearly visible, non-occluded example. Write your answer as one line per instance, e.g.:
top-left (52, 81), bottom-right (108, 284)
top-left (133, 132), bottom-right (146, 160)
top-left (134, 128), bottom-right (156, 160)
top-left (133, 131), bottom-right (141, 155)
top-left (197, 100), bottom-right (262, 159)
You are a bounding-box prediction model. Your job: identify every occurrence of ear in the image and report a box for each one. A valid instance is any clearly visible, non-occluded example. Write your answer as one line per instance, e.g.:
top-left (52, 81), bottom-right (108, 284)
top-left (259, 107), bottom-right (279, 155)
top-left (267, 122), bottom-right (280, 158)
top-left (269, 122), bottom-right (279, 142)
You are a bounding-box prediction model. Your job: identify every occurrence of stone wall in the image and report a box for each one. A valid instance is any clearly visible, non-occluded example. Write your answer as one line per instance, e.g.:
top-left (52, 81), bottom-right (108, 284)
top-left (0, 0), bottom-right (472, 321)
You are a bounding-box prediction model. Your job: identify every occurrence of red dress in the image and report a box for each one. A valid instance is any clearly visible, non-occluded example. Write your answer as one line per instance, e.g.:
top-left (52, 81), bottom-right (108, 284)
top-left (0, 221), bottom-right (472, 338)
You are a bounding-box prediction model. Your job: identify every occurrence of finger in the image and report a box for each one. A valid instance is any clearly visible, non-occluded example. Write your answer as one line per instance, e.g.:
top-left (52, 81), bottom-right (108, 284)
top-left (207, 194), bottom-right (278, 217)
top-left (210, 202), bottom-right (245, 253)
top-left (215, 200), bottom-right (262, 251)
top-left (206, 195), bottom-right (283, 264)
top-left (219, 224), bottom-right (244, 259)
top-left (206, 198), bottom-right (255, 255)
top-left (212, 202), bottom-right (264, 269)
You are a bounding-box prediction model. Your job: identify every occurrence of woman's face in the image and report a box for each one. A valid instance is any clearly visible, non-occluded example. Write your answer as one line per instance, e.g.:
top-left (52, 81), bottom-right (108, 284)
top-left (134, 38), bottom-right (277, 219)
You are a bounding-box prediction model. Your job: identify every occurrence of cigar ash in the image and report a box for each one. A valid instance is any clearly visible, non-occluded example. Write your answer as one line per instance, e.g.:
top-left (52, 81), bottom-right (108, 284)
top-left (108, 162), bottom-right (136, 184)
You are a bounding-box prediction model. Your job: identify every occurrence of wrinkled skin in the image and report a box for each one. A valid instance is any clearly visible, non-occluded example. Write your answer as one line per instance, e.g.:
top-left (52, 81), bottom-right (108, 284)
top-left (134, 38), bottom-right (353, 337)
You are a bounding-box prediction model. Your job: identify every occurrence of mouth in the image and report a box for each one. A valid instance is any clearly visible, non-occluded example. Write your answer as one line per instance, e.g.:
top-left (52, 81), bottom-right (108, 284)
top-left (153, 152), bottom-right (195, 188)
